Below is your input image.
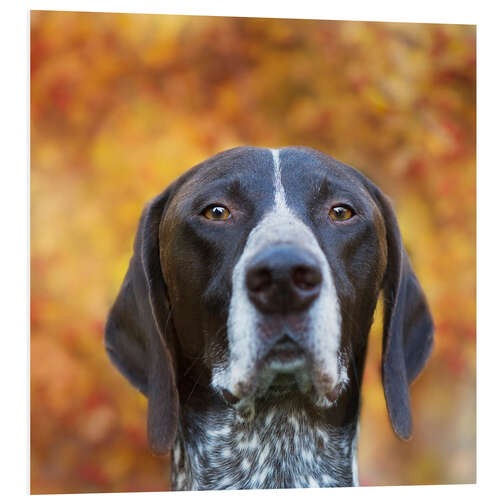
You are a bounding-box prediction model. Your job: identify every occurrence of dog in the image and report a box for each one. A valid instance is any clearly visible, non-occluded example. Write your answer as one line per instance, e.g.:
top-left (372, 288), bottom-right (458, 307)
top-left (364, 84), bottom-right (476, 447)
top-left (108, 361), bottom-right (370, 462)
top-left (105, 146), bottom-right (434, 490)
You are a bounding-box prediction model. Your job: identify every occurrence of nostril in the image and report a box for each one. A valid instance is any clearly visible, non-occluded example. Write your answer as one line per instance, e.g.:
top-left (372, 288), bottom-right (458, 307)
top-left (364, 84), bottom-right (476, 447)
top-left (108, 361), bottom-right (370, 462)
top-left (247, 267), bottom-right (272, 293)
top-left (292, 265), bottom-right (322, 291)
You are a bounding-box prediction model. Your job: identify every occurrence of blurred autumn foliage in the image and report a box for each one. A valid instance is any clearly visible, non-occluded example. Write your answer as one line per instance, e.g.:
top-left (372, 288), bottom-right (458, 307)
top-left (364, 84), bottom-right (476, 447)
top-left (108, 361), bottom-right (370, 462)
top-left (30, 11), bottom-right (476, 494)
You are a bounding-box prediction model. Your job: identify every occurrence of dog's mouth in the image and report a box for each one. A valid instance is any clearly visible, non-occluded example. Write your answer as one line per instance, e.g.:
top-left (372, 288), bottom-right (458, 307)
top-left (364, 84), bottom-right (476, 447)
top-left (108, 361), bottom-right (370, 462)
top-left (264, 337), bottom-right (306, 368)
top-left (217, 324), bottom-right (345, 412)
top-left (254, 337), bottom-right (313, 397)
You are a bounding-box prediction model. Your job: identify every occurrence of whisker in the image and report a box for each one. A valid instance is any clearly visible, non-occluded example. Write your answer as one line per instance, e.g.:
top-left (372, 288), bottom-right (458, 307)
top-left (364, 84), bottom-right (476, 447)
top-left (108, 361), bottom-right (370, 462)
top-left (347, 340), bottom-right (360, 395)
top-left (184, 324), bottom-right (228, 377)
top-left (183, 352), bottom-right (206, 377)
top-left (184, 369), bottom-right (205, 405)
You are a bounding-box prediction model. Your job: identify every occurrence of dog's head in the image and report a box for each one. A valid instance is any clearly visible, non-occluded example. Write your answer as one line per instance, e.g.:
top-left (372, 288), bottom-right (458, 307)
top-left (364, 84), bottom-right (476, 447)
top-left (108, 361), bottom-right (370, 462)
top-left (105, 146), bottom-right (433, 455)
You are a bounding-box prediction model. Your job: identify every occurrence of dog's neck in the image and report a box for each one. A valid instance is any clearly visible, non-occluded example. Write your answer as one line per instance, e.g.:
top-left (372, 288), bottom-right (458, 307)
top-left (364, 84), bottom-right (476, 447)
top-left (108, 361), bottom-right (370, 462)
top-left (171, 394), bottom-right (359, 490)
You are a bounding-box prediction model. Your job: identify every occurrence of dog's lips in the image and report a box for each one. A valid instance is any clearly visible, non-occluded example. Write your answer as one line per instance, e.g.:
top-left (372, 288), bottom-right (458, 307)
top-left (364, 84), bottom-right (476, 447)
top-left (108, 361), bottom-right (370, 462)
top-left (224, 355), bottom-right (343, 412)
top-left (250, 339), bottom-right (313, 396)
top-left (223, 335), bottom-right (343, 407)
top-left (263, 338), bottom-right (307, 368)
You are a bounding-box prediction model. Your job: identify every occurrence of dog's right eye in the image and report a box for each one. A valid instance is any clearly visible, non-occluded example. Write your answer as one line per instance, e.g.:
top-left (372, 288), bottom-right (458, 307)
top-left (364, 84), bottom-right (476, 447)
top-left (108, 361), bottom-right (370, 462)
top-left (329, 204), bottom-right (355, 222)
top-left (202, 205), bottom-right (231, 221)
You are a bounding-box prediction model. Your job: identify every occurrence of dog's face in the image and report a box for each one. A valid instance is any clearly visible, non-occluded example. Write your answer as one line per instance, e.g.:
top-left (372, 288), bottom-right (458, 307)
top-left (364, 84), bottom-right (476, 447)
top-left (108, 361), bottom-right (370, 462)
top-left (106, 146), bottom-right (433, 455)
top-left (160, 147), bottom-right (387, 409)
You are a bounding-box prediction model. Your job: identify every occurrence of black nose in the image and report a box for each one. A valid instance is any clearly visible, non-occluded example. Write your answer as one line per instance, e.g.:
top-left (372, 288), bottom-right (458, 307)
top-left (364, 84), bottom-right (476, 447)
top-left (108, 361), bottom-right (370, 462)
top-left (246, 244), bottom-right (322, 314)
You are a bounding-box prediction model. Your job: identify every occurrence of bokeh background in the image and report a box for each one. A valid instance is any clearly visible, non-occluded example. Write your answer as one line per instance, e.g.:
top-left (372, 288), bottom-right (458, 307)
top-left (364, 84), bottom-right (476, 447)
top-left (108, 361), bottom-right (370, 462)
top-left (30, 11), bottom-right (476, 494)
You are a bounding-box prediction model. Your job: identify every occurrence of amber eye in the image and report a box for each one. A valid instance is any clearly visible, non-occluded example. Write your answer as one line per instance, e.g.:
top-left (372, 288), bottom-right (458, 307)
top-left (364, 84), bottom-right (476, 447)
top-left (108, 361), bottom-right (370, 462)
top-left (202, 205), bottom-right (231, 220)
top-left (329, 205), bottom-right (354, 221)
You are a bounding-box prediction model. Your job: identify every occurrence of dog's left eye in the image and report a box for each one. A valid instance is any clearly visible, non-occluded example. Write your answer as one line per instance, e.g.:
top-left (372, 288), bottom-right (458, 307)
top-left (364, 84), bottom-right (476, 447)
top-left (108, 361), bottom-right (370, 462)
top-left (202, 205), bottom-right (231, 220)
top-left (329, 204), bottom-right (355, 221)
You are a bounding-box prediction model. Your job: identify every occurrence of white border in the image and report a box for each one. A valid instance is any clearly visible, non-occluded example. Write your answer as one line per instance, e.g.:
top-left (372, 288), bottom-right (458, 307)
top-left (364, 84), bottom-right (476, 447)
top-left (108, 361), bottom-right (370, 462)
top-left (3, 1), bottom-right (497, 499)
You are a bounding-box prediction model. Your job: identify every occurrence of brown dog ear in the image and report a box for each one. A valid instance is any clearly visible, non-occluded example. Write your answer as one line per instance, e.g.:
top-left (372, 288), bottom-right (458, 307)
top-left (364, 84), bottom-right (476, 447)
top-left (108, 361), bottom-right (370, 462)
top-left (105, 187), bottom-right (178, 455)
top-left (373, 189), bottom-right (434, 440)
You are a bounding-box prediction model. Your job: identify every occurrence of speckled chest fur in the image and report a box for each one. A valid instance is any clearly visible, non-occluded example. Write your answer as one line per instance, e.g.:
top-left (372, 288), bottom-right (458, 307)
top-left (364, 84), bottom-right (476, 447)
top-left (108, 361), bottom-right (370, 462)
top-left (171, 396), bottom-right (358, 490)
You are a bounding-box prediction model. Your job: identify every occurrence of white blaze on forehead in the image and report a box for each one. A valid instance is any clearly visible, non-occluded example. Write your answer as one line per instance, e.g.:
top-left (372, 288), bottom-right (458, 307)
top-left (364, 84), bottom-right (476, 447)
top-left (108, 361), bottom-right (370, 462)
top-left (212, 148), bottom-right (343, 400)
top-left (271, 148), bottom-right (287, 209)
